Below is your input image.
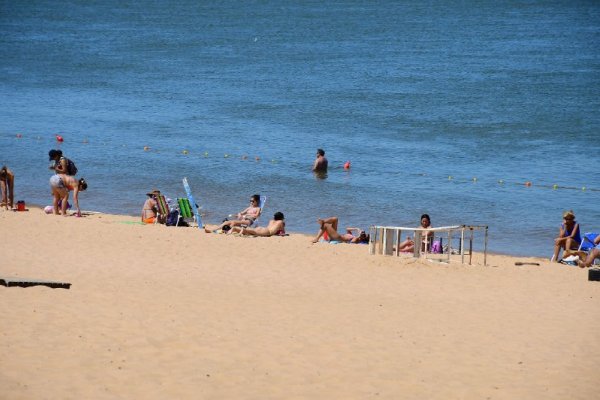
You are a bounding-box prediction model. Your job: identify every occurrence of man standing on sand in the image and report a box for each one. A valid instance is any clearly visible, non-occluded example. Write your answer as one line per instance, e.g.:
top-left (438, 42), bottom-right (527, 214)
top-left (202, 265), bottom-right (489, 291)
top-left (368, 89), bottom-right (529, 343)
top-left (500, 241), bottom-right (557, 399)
top-left (312, 148), bottom-right (328, 173)
top-left (0, 165), bottom-right (15, 210)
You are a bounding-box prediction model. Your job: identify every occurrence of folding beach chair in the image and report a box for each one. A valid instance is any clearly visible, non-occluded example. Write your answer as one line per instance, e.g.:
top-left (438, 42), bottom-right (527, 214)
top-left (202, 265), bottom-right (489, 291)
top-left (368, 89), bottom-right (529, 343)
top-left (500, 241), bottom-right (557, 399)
top-left (233, 195), bottom-right (267, 229)
top-left (563, 232), bottom-right (599, 264)
top-left (176, 197), bottom-right (195, 227)
top-left (154, 194), bottom-right (170, 225)
top-left (182, 177), bottom-right (204, 229)
top-left (578, 232), bottom-right (599, 253)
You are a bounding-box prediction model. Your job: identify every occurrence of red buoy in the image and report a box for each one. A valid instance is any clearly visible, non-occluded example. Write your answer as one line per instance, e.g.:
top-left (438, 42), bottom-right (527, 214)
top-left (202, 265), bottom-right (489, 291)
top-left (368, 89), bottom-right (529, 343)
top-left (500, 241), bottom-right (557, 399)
top-left (344, 161), bottom-right (351, 170)
top-left (56, 135), bottom-right (64, 142)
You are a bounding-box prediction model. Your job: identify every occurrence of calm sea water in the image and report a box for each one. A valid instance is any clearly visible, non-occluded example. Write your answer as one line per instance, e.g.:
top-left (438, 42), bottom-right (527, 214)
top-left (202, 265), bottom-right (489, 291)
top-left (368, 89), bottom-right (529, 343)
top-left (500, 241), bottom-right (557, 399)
top-left (1, 1), bottom-right (599, 257)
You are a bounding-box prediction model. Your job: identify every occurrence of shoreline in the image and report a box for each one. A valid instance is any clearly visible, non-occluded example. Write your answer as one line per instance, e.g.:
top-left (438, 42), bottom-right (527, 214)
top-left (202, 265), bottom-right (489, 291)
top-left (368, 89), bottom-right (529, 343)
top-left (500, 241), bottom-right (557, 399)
top-left (17, 204), bottom-right (546, 260)
top-left (2, 207), bottom-right (599, 399)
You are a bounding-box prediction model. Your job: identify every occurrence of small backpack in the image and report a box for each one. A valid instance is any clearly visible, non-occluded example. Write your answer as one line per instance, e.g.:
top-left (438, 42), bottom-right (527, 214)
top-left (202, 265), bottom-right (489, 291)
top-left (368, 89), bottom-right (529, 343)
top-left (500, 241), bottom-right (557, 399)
top-left (166, 210), bottom-right (180, 226)
top-left (60, 157), bottom-right (78, 175)
top-left (67, 159), bottom-right (78, 176)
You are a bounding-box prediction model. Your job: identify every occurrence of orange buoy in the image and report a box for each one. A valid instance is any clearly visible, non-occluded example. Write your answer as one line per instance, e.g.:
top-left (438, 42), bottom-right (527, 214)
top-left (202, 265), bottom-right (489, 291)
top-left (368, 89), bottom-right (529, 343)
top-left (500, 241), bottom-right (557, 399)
top-left (56, 135), bottom-right (64, 142)
top-left (344, 161), bottom-right (351, 170)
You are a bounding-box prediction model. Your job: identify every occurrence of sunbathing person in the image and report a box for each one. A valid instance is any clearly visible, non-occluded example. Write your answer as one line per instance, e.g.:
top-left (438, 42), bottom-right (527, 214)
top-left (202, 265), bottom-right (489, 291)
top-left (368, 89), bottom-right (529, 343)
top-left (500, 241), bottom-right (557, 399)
top-left (397, 214), bottom-right (434, 253)
top-left (50, 174), bottom-right (87, 217)
top-left (229, 211), bottom-right (285, 237)
top-left (578, 235), bottom-right (600, 268)
top-left (141, 190), bottom-right (160, 224)
top-left (311, 216), bottom-right (369, 244)
top-left (206, 194), bottom-right (261, 233)
top-left (552, 210), bottom-right (581, 262)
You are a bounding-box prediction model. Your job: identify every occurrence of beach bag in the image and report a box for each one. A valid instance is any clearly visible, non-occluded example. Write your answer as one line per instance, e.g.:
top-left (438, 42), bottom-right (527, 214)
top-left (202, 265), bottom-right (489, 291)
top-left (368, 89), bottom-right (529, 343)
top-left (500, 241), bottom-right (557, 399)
top-left (431, 239), bottom-right (442, 254)
top-left (166, 210), bottom-right (180, 226)
top-left (66, 158), bottom-right (78, 176)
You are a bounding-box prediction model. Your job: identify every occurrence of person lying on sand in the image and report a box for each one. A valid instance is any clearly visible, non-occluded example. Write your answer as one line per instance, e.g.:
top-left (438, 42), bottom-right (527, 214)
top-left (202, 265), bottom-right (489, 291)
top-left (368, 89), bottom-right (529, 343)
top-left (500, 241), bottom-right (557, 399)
top-left (229, 212), bottom-right (285, 237)
top-left (578, 235), bottom-right (600, 268)
top-left (311, 216), bottom-right (369, 244)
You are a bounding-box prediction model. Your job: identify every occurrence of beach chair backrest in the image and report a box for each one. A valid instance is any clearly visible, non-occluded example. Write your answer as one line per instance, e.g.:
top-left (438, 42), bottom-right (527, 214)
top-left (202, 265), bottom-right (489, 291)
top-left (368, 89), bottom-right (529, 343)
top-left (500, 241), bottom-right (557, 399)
top-left (579, 232), bottom-right (599, 252)
top-left (177, 198), bottom-right (193, 218)
top-left (252, 195), bottom-right (267, 226)
top-left (156, 195), bottom-right (169, 217)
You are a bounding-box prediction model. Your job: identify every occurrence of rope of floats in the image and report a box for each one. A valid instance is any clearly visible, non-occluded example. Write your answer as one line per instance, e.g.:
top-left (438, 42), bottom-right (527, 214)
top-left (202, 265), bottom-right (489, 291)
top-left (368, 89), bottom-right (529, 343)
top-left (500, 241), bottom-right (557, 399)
top-left (7, 133), bottom-right (600, 192)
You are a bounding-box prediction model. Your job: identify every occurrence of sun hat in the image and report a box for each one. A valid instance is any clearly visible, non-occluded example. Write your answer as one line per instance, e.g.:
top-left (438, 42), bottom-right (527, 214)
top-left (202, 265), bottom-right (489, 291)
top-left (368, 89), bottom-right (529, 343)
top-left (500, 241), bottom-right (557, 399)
top-left (146, 189), bottom-right (161, 196)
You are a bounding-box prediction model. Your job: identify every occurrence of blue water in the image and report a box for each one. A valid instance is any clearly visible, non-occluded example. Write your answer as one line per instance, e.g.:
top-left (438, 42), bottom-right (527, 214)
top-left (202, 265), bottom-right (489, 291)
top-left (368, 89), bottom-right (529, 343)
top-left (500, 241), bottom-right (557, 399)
top-left (1, 0), bottom-right (599, 257)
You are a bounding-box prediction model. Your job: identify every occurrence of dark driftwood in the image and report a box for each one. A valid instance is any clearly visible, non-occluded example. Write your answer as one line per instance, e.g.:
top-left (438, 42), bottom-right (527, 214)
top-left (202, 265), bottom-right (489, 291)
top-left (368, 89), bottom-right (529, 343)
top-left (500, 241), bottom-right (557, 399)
top-left (0, 278), bottom-right (71, 289)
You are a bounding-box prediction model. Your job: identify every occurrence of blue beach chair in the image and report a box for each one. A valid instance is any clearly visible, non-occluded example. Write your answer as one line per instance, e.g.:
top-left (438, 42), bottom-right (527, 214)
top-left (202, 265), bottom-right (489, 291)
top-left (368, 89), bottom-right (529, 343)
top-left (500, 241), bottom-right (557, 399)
top-left (578, 232), bottom-right (599, 254)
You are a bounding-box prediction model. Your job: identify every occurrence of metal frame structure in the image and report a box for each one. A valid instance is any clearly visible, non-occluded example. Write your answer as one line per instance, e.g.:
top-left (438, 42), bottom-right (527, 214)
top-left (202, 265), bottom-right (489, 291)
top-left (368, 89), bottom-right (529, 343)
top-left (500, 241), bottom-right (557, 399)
top-left (368, 225), bottom-right (488, 266)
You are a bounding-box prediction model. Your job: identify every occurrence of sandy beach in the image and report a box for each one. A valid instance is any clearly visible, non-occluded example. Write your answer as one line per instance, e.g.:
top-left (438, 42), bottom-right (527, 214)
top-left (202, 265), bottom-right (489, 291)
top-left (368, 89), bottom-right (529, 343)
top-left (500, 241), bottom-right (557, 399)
top-left (1, 208), bottom-right (599, 399)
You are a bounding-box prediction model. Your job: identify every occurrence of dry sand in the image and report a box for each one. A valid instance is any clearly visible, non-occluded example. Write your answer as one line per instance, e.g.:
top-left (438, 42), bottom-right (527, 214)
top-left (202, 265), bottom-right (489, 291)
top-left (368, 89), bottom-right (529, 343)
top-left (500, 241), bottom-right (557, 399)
top-left (1, 208), bottom-right (599, 399)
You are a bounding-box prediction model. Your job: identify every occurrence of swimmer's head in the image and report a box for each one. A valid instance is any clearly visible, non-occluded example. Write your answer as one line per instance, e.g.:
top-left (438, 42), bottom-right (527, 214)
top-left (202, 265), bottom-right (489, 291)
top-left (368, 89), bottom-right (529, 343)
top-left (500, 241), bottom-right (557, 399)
top-left (274, 212), bottom-right (284, 221)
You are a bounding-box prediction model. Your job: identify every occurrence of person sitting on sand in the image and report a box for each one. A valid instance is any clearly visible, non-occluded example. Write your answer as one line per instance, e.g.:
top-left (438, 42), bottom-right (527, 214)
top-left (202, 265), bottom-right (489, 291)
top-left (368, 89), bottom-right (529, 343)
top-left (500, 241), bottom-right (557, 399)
top-left (578, 235), bottom-right (600, 268)
top-left (50, 174), bottom-right (87, 217)
top-left (552, 210), bottom-right (581, 262)
top-left (397, 214), bottom-right (434, 253)
top-left (311, 216), bottom-right (369, 244)
top-left (0, 165), bottom-right (15, 210)
top-left (206, 194), bottom-right (261, 233)
top-left (141, 190), bottom-right (160, 224)
top-left (229, 212), bottom-right (285, 237)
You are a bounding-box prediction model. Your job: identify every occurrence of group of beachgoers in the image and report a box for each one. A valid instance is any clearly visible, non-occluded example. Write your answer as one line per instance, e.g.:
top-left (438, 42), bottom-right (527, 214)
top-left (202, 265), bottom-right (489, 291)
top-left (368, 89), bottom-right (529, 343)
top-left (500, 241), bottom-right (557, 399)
top-left (2, 148), bottom-right (599, 267)
top-left (1, 150), bottom-right (88, 216)
top-left (47, 150), bottom-right (87, 216)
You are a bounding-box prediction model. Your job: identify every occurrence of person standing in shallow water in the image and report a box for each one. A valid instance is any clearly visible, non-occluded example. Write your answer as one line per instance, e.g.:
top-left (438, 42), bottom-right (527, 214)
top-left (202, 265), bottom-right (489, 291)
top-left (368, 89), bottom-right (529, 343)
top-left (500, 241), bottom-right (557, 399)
top-left (312, 148), bottom-right (328, 173)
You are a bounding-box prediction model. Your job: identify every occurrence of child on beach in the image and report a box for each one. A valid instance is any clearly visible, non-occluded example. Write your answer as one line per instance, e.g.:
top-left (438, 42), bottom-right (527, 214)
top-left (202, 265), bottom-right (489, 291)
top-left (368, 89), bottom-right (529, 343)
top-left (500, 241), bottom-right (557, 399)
top-left (311, 216), bottom-right (369, 244)
top-left (0, 165), bottom-right (15, 210)
top-left (397, 214), bottom-right (434, 253)
top-left (552, 210), bottom-right (581, 262)
top-left (50, 174), bottom-right (87, 217)
top-left (229, 212), bottom-right (285, 237)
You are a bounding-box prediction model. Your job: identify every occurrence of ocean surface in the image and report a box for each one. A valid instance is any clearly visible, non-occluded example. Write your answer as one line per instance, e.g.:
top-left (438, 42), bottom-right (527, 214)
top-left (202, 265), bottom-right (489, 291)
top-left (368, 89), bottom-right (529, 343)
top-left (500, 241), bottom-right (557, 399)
top-left (1, 0), bottom-right (599, 257)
